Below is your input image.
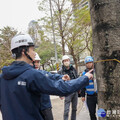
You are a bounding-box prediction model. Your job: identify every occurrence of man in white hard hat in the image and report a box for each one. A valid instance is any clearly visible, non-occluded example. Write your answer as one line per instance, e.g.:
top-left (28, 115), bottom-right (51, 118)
top-left (11, 34), bottom-right (35, 62)
top-left (0, 34), bottom-right (93, 120)
top-left (58, 55), bottom-right (78, 120)
top-left (34, 52), bottom-right (41, 70)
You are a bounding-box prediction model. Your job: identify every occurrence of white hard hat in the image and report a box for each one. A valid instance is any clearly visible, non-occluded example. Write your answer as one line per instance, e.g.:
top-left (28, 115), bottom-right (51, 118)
top-left (62, 55), bottom-right (70, 61)
top-left (11, 34), bottom-right (34, 50)
top-left (35, 53), bottom-right (41, 61)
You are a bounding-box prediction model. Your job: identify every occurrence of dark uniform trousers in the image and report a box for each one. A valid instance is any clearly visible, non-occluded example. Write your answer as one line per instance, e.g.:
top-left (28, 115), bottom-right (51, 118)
top-left (87, 94), bottom-right (97, 120)
top-left (40, 108), bottom-right (54, 120)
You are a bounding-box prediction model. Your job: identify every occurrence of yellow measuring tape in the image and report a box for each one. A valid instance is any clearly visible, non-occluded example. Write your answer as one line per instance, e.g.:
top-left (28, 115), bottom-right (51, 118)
top-left (95, 59), bottom-right (120, 63)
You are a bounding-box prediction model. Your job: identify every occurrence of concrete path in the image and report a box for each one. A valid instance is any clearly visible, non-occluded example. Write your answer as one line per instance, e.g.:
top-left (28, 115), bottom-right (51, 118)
top-left (51, 96), bottom-right (90, 120)
top-left (76, 102), bottom-right (90, 120)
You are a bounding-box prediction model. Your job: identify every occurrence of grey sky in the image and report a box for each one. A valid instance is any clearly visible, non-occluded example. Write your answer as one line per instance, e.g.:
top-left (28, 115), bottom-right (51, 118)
top-left (0, 0), bottom-right (43, 32)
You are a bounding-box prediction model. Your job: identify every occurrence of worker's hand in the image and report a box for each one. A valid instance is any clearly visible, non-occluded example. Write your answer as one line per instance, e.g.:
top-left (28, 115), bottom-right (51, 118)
top-left (59, 97), bottom-right (64, 100)
top-left (85, 69), bottom-right (93, 80)
top-left (81, 97), bottom-right (85, 102)
top-left (62, 74), bottom-right (70, 81)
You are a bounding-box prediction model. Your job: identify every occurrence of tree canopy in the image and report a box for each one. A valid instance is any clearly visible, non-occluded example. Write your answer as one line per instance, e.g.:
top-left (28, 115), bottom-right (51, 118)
top-left (0, 26), bottom-right (18, 72)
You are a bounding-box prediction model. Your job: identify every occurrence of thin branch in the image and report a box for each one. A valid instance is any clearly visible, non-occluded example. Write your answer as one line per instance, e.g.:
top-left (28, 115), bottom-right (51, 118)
top-left (61, 0), bottom-right (66, 10)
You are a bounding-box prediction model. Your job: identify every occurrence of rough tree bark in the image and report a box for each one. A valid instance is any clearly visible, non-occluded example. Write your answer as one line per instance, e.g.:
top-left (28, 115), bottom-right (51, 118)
top-left (57, 0), bottom-right (65, 55)
top-left (89, 0), bottom-right (120, 120)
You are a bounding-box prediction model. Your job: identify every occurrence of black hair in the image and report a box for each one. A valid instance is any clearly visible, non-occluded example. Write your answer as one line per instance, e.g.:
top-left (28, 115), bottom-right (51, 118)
top-left (12, 46), bottom-right (29, 59)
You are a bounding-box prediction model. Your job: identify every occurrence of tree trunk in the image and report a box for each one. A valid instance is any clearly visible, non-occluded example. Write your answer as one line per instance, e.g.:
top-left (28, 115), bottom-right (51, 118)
top-left (61, 35), bottom-right (65, 55)
top-left (70, 47), bottom-right (78, 71)
top-left (58, 0), bottom-right (65, 55)
top-left (89, 0), bottom-right (120, 119)
top-left (42, 64), bottom-right (45, 70)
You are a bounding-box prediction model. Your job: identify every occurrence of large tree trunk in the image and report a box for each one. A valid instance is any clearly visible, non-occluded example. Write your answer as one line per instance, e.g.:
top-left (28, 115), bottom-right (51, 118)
top-left (89, 0), bottom-right (120, 120)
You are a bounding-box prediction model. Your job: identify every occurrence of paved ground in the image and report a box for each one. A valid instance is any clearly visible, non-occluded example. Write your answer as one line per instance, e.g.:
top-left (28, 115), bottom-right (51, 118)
top-left (51, 96), bottom-right (90, 120)
top-left (76, 102), bottom-right (90, 120)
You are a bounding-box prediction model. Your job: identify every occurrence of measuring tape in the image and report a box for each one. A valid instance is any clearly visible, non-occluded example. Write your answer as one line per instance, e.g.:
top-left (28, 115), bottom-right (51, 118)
top-left (95, 59), bottom-right (120, 63)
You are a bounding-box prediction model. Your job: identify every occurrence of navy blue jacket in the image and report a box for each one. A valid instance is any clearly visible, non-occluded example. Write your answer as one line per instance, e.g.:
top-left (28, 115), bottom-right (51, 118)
top-left (40, 94), bottom-right (51, 111)
top-left (39, 70), bottom-right (63, 111)
top-left (0, 61), bottom-right (89, 120)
